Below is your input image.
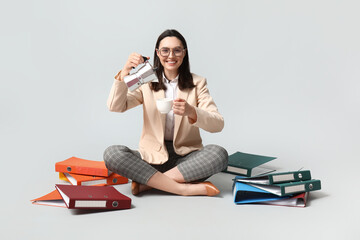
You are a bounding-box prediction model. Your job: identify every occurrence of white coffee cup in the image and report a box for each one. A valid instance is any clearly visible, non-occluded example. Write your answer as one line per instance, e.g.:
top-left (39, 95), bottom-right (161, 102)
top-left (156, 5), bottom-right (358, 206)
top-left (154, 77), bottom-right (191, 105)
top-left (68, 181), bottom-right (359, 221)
top-left (156, 98), bottom-right (173, 114)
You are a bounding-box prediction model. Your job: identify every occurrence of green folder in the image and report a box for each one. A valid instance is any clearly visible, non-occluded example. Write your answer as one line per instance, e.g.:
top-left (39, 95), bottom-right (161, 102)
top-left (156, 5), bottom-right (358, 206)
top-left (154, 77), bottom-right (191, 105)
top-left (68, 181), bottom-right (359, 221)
top-left (235, 170), bottom-right (312, 185)
top-left (242, 179), bottom-right (322, 197)
top-left (225, 151), bottom-right (276, 177)
top-left (269, 170), bottom-right (311, 184)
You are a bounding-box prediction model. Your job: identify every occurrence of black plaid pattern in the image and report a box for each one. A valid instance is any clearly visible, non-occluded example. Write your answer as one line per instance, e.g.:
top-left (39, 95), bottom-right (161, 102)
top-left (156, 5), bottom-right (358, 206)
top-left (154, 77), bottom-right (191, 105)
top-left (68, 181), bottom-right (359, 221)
top-left (176, 144), bottom-right (228, 182)
top-left (103, 142), bottom-right (228, 184)
top-left (103, 145), bottom-right (157, 184)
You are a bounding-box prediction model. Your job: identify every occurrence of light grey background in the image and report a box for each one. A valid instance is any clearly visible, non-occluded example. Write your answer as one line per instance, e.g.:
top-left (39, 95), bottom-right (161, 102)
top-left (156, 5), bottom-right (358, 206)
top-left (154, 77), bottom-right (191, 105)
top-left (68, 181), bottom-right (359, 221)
top-left (1, 0), bottom-right (359, 239)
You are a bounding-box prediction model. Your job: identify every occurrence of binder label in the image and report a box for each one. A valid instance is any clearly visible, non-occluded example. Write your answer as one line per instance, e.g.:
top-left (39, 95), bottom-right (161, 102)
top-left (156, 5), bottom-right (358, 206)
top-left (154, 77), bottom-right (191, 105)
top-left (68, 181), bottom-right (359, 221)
top-left (273, 174), bottom-right (294, 183)
top-left (82, 179), bottom-right (107, 186)
top-left (284, 184), bottom-right (305, 194)
top-left (75, 200), bottom-right (107, 208)
top-left (227, 166), bottom-right (247, 175)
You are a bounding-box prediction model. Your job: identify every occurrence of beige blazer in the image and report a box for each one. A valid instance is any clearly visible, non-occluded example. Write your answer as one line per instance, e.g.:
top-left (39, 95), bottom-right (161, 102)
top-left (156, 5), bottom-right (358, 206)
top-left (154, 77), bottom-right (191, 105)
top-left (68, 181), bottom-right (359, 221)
top-left (107, 73), bottom-right (224, 164)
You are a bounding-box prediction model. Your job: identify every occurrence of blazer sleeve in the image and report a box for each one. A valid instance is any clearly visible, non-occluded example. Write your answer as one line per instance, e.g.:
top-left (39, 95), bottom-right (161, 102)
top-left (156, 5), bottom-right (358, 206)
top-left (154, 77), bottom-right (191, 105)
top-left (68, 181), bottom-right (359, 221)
top-left (191, 78), bottom-right (224, 133)
top-left (107, 71), bottom-right (143, 112)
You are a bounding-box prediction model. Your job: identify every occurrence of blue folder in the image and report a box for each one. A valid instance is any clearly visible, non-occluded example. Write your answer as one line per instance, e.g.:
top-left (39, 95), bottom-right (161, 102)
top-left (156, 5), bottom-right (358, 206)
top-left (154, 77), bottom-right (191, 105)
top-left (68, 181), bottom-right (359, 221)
top-left (233, 180), bottom-right (290, 204)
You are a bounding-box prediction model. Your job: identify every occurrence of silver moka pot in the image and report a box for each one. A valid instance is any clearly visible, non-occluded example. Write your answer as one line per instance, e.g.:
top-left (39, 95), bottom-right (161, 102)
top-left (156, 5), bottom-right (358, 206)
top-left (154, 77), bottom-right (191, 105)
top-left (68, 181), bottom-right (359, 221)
top-left (124, 57), bottom-right (159, 91)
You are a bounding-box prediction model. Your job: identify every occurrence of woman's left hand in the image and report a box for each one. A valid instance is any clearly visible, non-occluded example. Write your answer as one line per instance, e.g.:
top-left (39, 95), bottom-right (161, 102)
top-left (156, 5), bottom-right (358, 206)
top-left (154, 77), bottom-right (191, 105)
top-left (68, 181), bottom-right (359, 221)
top-left (173, 98), bottom-right (197, 122)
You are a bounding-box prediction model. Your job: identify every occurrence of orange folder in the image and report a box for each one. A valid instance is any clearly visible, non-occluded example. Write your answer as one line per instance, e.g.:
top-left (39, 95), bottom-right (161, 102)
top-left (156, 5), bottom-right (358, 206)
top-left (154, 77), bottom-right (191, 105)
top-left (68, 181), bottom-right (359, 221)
top-left (59, 172), bottom-right (128, 186)
top-left (55, 157), bottom-right (111, 177)
top-left (31, 189), bottom-right (66, 208)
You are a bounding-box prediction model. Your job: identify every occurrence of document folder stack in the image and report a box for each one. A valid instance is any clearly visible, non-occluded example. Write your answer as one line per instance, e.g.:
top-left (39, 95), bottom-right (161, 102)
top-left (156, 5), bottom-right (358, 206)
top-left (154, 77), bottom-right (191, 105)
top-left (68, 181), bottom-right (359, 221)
top-left (56, 157), bottom-right (128, 186)
top-left (232, 170), bottom-right (321, 207)
top-left (31, 156), bottom-right (131, 210)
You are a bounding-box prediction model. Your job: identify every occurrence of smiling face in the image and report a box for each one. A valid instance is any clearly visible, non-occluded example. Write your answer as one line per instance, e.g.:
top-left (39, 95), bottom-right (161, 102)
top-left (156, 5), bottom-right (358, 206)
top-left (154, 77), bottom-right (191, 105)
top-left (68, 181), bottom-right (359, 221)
top-left (156, 36), bottom-right (186, 79)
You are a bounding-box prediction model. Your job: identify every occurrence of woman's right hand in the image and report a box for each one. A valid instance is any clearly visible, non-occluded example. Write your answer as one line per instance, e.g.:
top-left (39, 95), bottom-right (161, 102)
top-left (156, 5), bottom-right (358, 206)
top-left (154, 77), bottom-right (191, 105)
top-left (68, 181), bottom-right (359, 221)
top-left (120, 53), bottom-right (149, 80)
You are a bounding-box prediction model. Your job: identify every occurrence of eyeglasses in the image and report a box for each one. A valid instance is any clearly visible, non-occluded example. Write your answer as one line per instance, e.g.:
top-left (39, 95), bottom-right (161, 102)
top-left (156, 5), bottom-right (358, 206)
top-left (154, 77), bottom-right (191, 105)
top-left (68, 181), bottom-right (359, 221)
top-left (157, 47), bottom-right (186, 57)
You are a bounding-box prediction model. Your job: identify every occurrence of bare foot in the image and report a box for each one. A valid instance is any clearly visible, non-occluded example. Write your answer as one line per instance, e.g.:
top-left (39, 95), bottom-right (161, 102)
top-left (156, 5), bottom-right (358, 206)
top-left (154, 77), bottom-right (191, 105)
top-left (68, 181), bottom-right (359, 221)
top-left (183, 183), bottom-right (207, 196)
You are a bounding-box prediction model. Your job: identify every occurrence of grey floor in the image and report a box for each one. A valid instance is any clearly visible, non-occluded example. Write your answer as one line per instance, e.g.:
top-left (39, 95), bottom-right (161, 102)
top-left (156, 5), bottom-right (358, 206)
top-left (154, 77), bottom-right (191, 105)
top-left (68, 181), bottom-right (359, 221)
top-left (2, 152), bottom-right (359, 240)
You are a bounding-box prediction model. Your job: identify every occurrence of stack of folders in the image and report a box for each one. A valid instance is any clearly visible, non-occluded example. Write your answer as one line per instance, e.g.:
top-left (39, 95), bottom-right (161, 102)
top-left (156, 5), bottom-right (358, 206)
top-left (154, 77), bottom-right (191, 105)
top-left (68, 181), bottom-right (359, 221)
top-left (233, 170), bottom-right (321, 207)
top-left (56, 157), bottom-right (128, 186)
top-left (31, 157), bottom-right (131, 210)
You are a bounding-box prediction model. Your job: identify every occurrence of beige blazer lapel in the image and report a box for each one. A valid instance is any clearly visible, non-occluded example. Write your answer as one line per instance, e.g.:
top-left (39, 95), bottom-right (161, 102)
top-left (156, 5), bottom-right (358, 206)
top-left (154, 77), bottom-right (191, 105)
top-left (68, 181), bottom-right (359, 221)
top-left (174, 88), bottom-right (189, 140)
top-left (153, 89), bottom-right (166, 131)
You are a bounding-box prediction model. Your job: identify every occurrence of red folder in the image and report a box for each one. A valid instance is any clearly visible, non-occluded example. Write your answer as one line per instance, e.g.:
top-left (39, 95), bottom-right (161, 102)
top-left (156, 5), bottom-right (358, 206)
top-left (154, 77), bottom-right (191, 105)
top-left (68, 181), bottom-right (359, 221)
top-left (60, 172), bottom-right (128, 186)
top-left (55, 184), bottom-right (131, 210)
top-left (31, 189), bottom-right (66, 208)
top-left (55, 157), bottom-right (111, 177)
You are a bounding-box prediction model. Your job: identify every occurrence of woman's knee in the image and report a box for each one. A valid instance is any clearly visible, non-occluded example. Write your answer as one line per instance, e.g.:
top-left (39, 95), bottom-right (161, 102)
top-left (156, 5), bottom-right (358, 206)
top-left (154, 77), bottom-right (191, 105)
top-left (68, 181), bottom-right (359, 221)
top-left (103, 145), bottom-right (129, 169)
top-left (207, 144), bottom-right (228, 171)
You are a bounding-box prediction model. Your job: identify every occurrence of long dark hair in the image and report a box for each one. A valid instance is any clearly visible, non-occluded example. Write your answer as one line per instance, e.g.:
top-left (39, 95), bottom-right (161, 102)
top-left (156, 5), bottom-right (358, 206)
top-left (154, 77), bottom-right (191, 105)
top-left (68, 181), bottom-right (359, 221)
top-left (151, 29), bottom-right (195, 91)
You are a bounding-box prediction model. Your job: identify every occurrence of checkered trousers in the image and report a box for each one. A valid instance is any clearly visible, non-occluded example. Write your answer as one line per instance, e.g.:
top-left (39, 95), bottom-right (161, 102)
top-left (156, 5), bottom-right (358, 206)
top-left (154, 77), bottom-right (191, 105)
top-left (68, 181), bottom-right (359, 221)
top-left (103, 141), bottom-right (228, 185)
